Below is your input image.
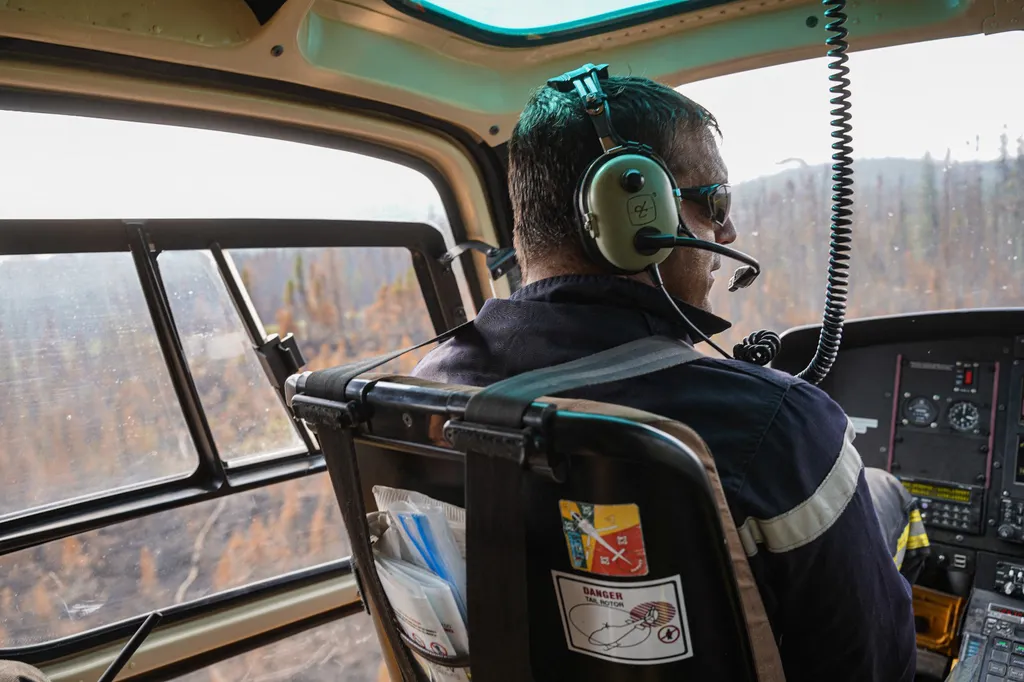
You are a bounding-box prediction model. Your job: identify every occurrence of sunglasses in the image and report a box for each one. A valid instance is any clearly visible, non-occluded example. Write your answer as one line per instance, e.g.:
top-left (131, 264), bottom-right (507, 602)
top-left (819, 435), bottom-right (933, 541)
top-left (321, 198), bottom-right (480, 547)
top-left (677, 183), bottom-right (732, 227)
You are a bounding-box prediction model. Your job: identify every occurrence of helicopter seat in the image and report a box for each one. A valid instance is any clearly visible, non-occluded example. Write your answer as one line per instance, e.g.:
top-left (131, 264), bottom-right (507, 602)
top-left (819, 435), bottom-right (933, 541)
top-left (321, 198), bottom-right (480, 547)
top-left (288, 344), bottom-right (786, 681)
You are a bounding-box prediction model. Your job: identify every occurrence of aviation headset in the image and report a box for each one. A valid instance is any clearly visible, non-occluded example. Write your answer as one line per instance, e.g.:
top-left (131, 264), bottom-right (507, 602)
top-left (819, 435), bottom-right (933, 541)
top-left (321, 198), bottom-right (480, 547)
top-left (545, 63), bottom-right (777, 364)
top-left (546, 63), bottom-right (761, 290)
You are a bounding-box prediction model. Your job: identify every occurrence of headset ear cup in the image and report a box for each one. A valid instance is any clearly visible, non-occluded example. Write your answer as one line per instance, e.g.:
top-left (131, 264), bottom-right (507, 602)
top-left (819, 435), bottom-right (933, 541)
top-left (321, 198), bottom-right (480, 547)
top-left (576, 155), bottom-right (619, 271)
top-left (577, 149), bottom-right (680, 273)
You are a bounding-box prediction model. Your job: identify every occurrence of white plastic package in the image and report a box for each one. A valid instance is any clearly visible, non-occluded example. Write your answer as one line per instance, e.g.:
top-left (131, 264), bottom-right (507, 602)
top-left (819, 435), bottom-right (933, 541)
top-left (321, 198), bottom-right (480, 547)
top-left (373, 485), bottom-right (466, 558)
top-left (369, 487), bottom-right (472, 680)
top-left (375, 556), bottom-right (470, 682)
top-left (373, 490), bottom-right (468, 622)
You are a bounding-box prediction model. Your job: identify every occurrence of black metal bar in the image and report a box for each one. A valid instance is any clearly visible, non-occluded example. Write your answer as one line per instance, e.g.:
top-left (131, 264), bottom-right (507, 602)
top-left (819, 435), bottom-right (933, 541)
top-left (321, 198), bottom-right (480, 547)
top-left (96, 612), bottom-right (164, 682)
top-left (209, 244), bottom-right (267, 342)
top-left (209, 243), bottom-right (319, 454)
top-left (0, 453), bottom-right (326, 556)
top-left (3, 559), bottom-right (352, 663)
top-left (0, 219), bottom-right (454, 253)
top-left (128, 226), bottom-right (225, 486)
top-left (409, 249), bottom-right (465, 333)
top-left (133, 602), bottom-right (366, 682)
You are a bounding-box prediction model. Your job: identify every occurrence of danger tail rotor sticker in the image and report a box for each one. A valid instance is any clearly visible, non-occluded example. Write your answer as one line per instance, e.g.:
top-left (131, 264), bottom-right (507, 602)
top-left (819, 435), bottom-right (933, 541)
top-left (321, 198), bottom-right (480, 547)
top-left (552, 571), bottom-right (693, 665)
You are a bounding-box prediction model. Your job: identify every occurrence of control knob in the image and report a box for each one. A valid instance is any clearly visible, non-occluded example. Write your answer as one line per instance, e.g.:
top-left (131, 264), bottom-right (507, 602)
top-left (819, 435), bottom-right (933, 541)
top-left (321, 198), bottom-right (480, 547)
top-left (1006, 581), bottom-right (1016, 597)
top-left (999, 524), bottom-right (1015, 540)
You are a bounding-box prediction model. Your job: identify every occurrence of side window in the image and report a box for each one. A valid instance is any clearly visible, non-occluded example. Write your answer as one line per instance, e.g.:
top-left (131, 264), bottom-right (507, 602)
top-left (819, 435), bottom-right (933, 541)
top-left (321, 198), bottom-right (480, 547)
top-left (0, 108), bottom-right (459, 668)
top-left (678, 32), bottom-right (1024, 348)
top-left (0, 252), bottom-right (197, 516)
top-left (161, 250), bottom-right (305, 461)
top-left (0, 475), bottom-right (345, 645)
top-left (231, 247), bottom-right (435, 374)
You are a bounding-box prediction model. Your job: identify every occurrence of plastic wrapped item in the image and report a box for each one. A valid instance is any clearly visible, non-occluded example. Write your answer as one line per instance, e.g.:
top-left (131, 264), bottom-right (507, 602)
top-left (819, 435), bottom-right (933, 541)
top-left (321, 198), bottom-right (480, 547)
top-left (369, 489), bottom-right (472, 681)
top-left (373, 485), bottom-right (466, 558)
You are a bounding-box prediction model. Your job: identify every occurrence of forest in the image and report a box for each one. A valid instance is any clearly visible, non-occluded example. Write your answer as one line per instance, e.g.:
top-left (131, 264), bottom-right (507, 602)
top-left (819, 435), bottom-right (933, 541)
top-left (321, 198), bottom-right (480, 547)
top-left (0, 137), bottom-right (1022, 679)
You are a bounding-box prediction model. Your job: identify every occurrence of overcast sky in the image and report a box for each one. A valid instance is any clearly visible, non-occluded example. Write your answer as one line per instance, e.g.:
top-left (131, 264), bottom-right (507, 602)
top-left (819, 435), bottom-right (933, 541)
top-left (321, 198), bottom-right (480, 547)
top-left (0, 32), bottom-right (1019, 220)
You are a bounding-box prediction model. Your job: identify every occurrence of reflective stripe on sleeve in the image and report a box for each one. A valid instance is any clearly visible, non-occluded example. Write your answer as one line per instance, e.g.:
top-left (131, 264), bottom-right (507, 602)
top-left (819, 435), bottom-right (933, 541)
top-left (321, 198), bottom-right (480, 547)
top-left (737, 418), bottom-right (864, 557)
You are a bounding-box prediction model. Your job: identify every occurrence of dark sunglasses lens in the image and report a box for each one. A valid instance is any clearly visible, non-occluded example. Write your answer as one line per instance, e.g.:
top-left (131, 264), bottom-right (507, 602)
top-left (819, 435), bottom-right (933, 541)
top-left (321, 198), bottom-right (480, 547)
top-left (711, 187), bottom-right (731, 224)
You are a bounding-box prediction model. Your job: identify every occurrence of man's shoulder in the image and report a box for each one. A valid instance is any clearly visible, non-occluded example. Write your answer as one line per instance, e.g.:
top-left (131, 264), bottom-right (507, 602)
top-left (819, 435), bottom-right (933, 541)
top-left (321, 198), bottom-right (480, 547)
top-left (681, 356), bottom-right (855, 514)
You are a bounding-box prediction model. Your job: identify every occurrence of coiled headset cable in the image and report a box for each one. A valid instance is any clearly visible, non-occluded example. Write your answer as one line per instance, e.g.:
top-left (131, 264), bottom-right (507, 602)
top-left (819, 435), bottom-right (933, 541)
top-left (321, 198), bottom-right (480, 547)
top-left (797, 0), bottom-right (854, 384)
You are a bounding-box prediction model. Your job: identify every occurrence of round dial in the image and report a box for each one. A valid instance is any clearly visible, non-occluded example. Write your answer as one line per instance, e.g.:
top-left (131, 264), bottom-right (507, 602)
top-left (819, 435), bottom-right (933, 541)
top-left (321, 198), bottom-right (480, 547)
top-left (904, 396), bottom-right (939, 426)
top-left (947, 401), bottom-right (981, 433)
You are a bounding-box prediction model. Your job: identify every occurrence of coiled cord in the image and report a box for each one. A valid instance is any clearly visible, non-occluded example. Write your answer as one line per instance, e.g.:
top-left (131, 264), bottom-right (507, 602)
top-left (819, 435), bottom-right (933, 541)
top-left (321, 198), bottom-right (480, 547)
top-left (796, 0), bottom-right (854, 385)
top-left (733, 330), bottom-right (782, 367)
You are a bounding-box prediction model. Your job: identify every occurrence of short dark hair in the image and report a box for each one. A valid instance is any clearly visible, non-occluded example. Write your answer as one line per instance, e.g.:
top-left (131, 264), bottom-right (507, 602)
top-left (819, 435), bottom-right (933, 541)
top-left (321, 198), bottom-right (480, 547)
top-left (508, 76), bottom-right (720, 276)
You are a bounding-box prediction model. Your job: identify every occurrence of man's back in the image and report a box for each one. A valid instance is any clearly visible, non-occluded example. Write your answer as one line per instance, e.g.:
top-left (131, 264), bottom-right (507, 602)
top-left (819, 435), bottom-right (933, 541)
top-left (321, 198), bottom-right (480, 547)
top-left (413, 275), bottom-right (917, 682)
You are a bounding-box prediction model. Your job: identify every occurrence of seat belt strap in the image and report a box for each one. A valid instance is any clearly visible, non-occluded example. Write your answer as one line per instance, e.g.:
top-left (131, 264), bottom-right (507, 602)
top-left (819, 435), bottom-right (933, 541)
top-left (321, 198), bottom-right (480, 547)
top-left (464, 335), bottom-right (704, 427)
top-left (303, 320), bottom-right (472, 399)
top-left (461, 335), bottom-right (705, 682)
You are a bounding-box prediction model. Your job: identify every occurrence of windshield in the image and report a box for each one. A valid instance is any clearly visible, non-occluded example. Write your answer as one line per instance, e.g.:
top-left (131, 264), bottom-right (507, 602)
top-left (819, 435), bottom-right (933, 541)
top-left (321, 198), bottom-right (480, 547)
top-left (683, 32), bottom-right (1024, 350)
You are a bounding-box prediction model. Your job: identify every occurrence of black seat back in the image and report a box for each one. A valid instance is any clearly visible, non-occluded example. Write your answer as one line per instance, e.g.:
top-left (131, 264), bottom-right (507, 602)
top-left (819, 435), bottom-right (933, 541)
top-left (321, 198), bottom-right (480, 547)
top-left (291, 370), bottom-right (765, 682)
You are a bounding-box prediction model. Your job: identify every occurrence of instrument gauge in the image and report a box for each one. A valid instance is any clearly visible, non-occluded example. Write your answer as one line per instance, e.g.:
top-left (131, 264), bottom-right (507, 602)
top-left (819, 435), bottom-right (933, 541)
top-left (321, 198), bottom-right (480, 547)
top-left (903, 396), bottom-right (939, 427)
top-left (948, 401), bottom-right (981, 433)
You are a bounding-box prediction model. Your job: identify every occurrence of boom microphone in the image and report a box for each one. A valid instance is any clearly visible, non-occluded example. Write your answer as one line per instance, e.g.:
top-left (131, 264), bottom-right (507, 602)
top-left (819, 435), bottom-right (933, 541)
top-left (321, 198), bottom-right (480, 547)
top-left (635, 231), bottom-right (780, 366)
top-left (633, 232), bottom-right (762, 291)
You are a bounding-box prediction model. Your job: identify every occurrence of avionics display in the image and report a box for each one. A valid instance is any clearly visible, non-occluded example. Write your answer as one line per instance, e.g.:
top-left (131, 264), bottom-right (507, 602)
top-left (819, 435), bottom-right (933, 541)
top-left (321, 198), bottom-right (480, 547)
top-left (902, 480), bottom-right (973, 504)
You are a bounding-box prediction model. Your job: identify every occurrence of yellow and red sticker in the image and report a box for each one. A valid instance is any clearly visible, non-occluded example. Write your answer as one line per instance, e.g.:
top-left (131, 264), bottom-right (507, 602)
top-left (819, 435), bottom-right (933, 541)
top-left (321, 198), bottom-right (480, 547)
top-left (559, 500), bottom-right (648, 577)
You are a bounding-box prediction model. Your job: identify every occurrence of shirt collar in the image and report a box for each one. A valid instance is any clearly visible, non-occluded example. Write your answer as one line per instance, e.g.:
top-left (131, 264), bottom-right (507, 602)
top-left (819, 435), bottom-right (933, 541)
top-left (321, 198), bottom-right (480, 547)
top-left (508, 274), bottom-right (732, 338)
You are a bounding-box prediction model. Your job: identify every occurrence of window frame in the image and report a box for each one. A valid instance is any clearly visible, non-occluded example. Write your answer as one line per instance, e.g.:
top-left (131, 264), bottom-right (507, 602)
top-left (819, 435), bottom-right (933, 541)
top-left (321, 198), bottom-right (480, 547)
top-left (0, 218), bottom-right (463, 556)
top-left (0, 84), bottom-right (491, 672)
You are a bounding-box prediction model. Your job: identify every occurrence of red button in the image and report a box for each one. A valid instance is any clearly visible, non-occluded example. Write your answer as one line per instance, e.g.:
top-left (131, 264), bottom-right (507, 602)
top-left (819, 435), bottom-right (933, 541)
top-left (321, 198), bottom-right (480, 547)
top-left (964, 369), bottom-right (974, 385)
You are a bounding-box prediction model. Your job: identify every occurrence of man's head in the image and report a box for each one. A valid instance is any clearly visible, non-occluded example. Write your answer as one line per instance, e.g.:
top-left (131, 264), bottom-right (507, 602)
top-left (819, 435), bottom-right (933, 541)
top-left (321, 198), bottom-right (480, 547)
top-left (508, 75), bottom-right (737, 312)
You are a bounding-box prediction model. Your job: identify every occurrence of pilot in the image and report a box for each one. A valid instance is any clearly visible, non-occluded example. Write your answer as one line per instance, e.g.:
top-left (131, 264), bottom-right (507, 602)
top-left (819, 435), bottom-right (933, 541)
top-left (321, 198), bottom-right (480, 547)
top-left (413, 74), bottom-right (918, 681)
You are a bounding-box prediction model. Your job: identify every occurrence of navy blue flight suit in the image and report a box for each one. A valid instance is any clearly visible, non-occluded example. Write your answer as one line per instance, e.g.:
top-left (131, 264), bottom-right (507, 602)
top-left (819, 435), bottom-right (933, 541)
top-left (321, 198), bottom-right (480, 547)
top-left (412, 274), bottom-right (919, 682)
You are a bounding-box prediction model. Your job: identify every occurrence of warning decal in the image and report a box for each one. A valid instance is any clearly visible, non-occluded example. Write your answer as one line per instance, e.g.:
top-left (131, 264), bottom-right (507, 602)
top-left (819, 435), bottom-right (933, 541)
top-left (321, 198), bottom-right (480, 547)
top-left (559, 499), bottom-right (648, 577)
top-left (551, 570), bottom-right (693, 665)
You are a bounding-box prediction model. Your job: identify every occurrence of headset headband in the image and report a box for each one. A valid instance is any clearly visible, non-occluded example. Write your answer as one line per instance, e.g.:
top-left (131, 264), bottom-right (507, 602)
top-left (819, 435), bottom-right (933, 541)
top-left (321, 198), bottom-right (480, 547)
top-left (546, 63), bottom-right (625, 152)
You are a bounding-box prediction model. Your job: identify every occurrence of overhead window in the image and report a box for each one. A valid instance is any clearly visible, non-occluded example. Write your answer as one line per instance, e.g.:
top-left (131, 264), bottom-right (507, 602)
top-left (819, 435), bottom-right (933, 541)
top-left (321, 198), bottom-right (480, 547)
top-left (380, 0), bottom-right (723, 45)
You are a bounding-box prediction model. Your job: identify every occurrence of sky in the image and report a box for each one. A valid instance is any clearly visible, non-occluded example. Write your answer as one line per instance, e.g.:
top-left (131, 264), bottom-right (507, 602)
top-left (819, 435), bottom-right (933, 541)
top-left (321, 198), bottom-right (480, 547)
top-left (0, 32), bottom-right (1021, 220)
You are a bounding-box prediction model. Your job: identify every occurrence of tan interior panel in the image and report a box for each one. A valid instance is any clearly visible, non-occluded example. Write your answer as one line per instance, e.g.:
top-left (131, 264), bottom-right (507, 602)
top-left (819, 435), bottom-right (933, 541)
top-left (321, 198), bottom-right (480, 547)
top-left (41, 574), bottom-right (359, 682)
top-left (0, 0), bottom-right (1006, 142)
